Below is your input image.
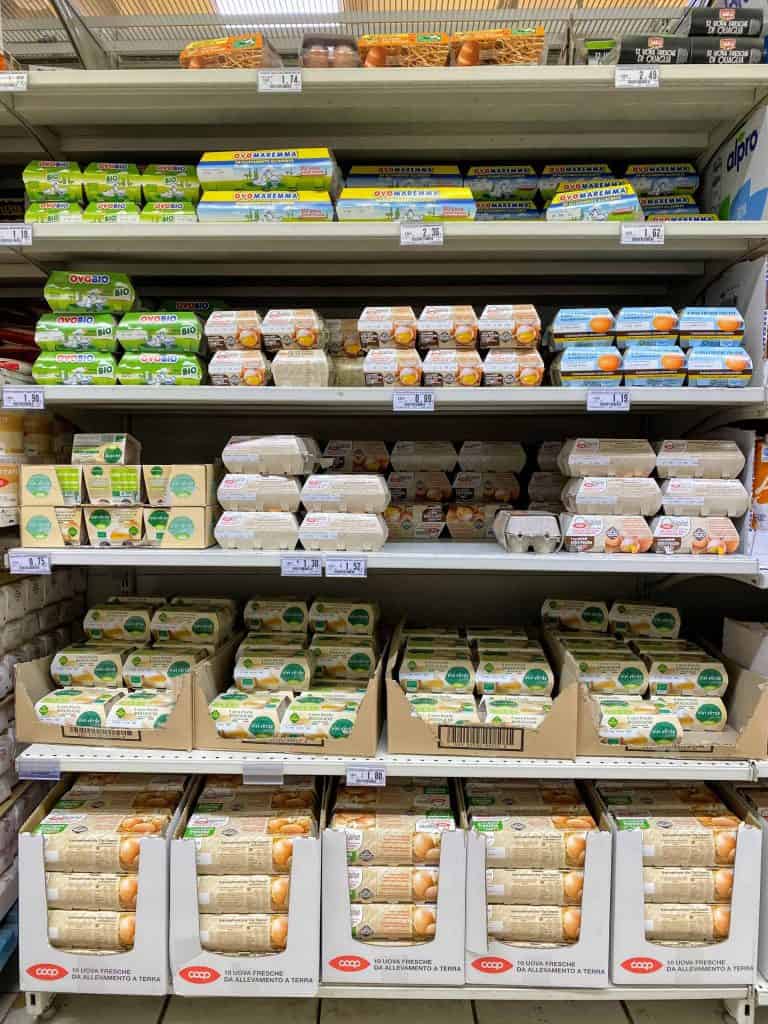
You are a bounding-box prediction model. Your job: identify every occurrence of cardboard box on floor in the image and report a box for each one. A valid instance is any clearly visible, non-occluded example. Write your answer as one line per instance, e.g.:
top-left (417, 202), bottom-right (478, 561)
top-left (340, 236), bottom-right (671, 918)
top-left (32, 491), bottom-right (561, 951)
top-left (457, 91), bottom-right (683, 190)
top-left (547, 632), bottom-right (768, 760)
top-left (193, 649), bottom-right (384, 758)
top-left (169, 782), bottom-right (320, 997)
top-left (596, 784), bottom-right (760, 986)
top-left (386, 622), bottom-right (578, 759)
top-left (15, 637), bottom-right (239, 751)
top-left (464, 783), bottom-right (611, 987)
top-left (321, 779), bottom-right (466, 986)
top-left (726, 782), bottom-right (768, 981)
top-left (19, 776), bottom-right (194, 996)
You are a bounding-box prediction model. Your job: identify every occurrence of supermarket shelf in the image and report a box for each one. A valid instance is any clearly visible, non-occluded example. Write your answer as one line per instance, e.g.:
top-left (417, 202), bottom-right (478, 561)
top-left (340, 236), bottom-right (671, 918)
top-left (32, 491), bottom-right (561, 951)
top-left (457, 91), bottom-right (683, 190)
top-left (15, 742), bottom-right (757, 781)
top-left (7, 66), bottom-right (768, 160)
top-left (36, 385), bottom-right (768, 415)
top-left (5, 545), bottom-right (762, 579)
top-left (20, 222), bottom-right (768, 279)
top-left (316, 983), bottom-right (752, 1000)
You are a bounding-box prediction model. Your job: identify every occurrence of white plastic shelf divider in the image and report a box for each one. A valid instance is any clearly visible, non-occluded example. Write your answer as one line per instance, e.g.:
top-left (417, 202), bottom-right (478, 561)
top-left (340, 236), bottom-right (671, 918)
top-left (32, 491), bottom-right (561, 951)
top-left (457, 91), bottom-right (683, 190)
top-left (5, 545), bottom-right (762, 579)
top-left (316, 982), bottom-right (752, 1000)
top-left (20, 221), bottom-right (768, 278)
top-left (15, 743), bottom-right (756, 781)
top-left (756, 974), bottom-right (768, 1005)
top-left (8, 66), bottom-right (768, 161)
top-left (34, 385), bottom-right (768, 414)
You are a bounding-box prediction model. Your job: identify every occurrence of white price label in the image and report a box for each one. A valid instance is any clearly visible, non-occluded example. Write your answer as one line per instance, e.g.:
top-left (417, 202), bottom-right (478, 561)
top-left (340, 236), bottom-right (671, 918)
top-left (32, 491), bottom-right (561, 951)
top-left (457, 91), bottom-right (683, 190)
top-left (615, 66), bottom-right (660, 89)
top-left (8, 551), bottom-right (51, 575)
top-left (0, 223), bottom-right (32, 247)
top-left (18, 757), bottom-right (59, 781)
top-left (346, 765), bottom-right (386, 787)
top-left (243, 763), bottom-right (284, 786)
top-left (0, 71), bottom-right (28, 92)
top-left (280, 555), bottom-right (323, 577)
top-left (258, 69), bottom-right (302, 92)
top-left (400, 223), bottom-right (444, 247)
top-left (325, 556), bottom-right (367, 578)
top-left (2, 386), bottom-right (44, 410)
top-left (587, 388), bottom-right (631, 413)
top-left (621, 223), bottom-right (665, 246)
top-left (393, 390), bottom-right (435, 413)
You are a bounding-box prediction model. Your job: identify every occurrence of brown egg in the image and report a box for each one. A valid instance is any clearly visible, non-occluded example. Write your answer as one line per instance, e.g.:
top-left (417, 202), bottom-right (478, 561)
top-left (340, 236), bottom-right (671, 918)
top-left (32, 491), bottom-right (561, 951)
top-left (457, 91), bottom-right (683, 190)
top-left (364, 45), bottom-right (387, 68)
top-left (725, 354), bottom-right (748, 372)
top-left (562, 907), bottom-right (582, 941)
top-left (565, 834), bottom-right (586, 866)
top-left (304, 45), bottom-right (330, 68)
top-left (597, 352), bottom-right (620, 373)
top-left (119, 837), bottom-right (141, 870)
top-left (413, 906), bottom-right (437, 936)
top-left (271, 876), bottom-right (291, 909)
top-left (653, 314), bottom-right (677, 332)
top-left (272, 837), bottom-right (294, 868)
top-left (457, 41), bottom-right (480, 66)
top-left (333, 45), bottom-right (360, 68)
top-left (413, 831), bottom-right (437, 861)
top-left (118, 913), bottom-right (136, 948)
top-left (119, 876), bottom-right (138, 911)
top-left (715, 830), bottom-right (737, 864)
top-left (717, 315), bottom-right (742, 333)
top-left (713, 905), bottom-right (731, 939)
top-left (661, 353), bottom-right (685, 371)
top-left (563, 870), bottom-right (584, 902)
top-left (413, 869), bottom-right (438, 900)
top-left (714, 867), bottom-right (734, 901)
top-left (271, 915), bottom-right (289, 947)
top-left (590, 314), bottom-right (613, 334)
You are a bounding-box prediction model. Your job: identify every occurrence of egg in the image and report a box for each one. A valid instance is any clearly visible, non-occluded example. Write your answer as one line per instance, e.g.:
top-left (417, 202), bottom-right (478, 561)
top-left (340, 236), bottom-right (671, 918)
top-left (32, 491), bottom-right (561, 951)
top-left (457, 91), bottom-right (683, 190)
top-left (295, 328), bottom-right (317, 349)
top-left (459, 369), bottom-right (481, 386)
top-left (333, 45), bottom-right (360, 68)
top-left (597, 352), bottom-right (620, 373)
top-left (520, 368), bottom-right (542, 386)
top-left (715, 867), bottom-right (734, 901)
top-left (715, 830), bottom-right (737, 863)
top-left (457, 41), bottom-right (480, 66)
top-left (426, 487), bottom-right (443, 501)
top-left (364, 45), bottom-right (387, 68)
top-left (394, 325), bottom-right (416, 347)
top-left (454, 325), bottom-right (476, 347)
top-left (565, 833), bottom-right (586, 866)
top-left (413, 869), bottom-right (438, 900)
top-left (653, 313), bottom-right (678, 332)
top-left (270, 915), bottom-right (289, 947)
top-left (724, 536), bottom-right (739, 554)
top-left (303, 44), bottom-right (330, 68)
top-left (661, 353), bottom-right (685, 371)
top-left (399, 369), bottom-right (420, 386)
top-left (717, 315), bottom-right (742, 333)
top-left (563, 870), bottom-right (584, 902)
top-left (344, 338), bottom-right (363, 356)
top-left (271, 875), bottom-right (290, 909)
top-left (725, 354), bottom-right (748, 372)
top-left (240, 329), bottom-right (260, 349)
top-left (516, 325), bottom-right (537, 346)
top-left (413, 906), bottom-right (437, 936)
top-left (590, 314), bottom-right (614, 334)
top-left (119, 875), bottom-right (139, 910)
top-left (562, 907), bottom-right (582, 940)
top-left (413, 831), bottom-right (438, 861)
top-left (713, 905), bottom-right (731, 939)
top-left (118, 914), bottom-right (136, 947)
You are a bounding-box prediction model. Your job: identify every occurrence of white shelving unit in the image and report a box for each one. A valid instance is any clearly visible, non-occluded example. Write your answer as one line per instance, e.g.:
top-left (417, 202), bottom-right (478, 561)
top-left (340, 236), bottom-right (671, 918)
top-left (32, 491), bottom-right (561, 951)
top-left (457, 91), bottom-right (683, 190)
top-left (315, 983), bottom-right (752, 1000)
top-left (15, 742), bottom-right (757, 781)
top-left (5, 545), bottom-right (762, 580)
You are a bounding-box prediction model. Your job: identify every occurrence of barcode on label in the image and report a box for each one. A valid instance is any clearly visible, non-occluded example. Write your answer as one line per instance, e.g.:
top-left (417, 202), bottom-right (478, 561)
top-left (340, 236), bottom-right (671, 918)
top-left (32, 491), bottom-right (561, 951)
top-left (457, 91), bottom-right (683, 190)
top-left (62, 726), bottom-right (141, 741)
top-left (437, 724), bottom-right (524, 751)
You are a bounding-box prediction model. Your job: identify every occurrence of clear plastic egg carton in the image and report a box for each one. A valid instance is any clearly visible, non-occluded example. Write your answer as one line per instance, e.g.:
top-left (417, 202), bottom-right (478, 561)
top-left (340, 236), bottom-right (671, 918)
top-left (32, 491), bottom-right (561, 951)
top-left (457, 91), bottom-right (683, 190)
top-left (493, 510), bottom-right (562, 554)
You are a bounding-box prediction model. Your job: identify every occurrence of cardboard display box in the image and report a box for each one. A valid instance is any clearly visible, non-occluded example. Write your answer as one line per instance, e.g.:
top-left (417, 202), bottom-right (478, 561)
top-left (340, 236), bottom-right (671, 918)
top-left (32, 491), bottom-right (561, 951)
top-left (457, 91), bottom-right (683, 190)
top-left (193, 649), bottom-right (383, 758)
top-left (321, 783), bottom-right (466, 985)
top-left (19, 777), bottom-right (193, 996)
top-left (143, 465), bottom-right (218, 507)
top-left (723, 618), bottom-right (768, 676)
top-left (15, 637), bottom-right (238, 751)
top-left (386, 623), bottom-right (578, 759)
top-left (20, 465), bottom-right (83, 507)
top-left (565, 643), bottom-right (768, 760)
top-left (143, 506), bottom-right (217, 549)
top-left (169, 787), bottom-right (320, 997)
top-left (20, 506), bottom-right (85, 547)
top-left (727, 783), bottom-right (768, 981)
top-left (464, 784), bottom-right (611, 987)
top-left (599, 786), bottom-right (760, 986)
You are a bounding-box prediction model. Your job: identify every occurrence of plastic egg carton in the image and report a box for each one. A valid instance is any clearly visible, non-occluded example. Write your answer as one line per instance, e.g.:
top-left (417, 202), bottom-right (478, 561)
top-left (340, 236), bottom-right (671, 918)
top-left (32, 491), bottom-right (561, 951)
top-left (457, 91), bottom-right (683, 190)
top-left (493, 509), bottom-right (562, 554)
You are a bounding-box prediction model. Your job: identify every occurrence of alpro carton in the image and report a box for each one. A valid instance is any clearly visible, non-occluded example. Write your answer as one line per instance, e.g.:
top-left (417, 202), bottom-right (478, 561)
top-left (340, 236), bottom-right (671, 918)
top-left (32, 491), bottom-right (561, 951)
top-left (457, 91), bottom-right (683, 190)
top-left (704, 106), bottom-right (768, 221)
top-left (143, 464), bottom-right (217, 507)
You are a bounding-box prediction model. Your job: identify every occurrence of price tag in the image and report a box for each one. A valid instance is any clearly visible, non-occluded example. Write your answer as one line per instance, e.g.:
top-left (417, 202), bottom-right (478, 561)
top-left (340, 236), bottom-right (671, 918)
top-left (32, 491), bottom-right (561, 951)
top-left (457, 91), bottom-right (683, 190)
top-left (393, 391), bottom-right (435, 413)
top-left (621, 223), bottom-right (665, 246)
top-left (8, 551), bottom-right (51, 575)
top-left (325, 556), bottom-right (367, 579)
top-left (0, 71), bottom-right (28, 92)
top-left (18, 758), bottom-right (59, 781)
top-left (2, 386), bottom-right (44, 410)
top-left (587, 389), bottom-right (631, 413)
top-left (280, 555), bottom-right (322, 577)
top-left (615, 66), bottom-right (660, 89)
top-left (243, 763), bottom-right (284, 786)
top-left (400, 223), bottom-right (444, 247)
top-left (258, 69), bottom-right (302, 92)
top-left (346, 765), bottom-right (386, 787)
top-left (0, 223), bottom-right (32, 247)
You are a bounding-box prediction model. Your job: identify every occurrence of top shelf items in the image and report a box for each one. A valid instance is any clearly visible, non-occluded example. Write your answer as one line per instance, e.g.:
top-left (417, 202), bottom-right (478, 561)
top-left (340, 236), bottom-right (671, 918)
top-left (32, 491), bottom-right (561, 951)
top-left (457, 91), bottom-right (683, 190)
top-left (2, 67), bottom-right (768, 163)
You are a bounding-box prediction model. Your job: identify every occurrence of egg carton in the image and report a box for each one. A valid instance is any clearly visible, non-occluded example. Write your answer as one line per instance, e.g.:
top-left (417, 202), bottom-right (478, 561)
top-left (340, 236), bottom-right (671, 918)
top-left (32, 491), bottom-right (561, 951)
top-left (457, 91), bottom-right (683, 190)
top-left (493, 509), bottom-right (562, 554)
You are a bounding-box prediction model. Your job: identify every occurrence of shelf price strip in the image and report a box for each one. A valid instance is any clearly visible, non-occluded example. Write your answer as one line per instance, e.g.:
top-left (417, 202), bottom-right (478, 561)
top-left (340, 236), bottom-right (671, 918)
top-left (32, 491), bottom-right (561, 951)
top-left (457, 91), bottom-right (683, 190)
top-left (281, 556), bottom-right (368, 578)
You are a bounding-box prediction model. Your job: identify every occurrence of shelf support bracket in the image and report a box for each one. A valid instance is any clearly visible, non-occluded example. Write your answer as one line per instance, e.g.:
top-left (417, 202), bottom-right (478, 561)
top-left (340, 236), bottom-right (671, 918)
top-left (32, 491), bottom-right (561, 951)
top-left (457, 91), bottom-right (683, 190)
top-left (47, 0), bottom-right (115, 69)
top-left (723, 991), bottom-right (755, 1024)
